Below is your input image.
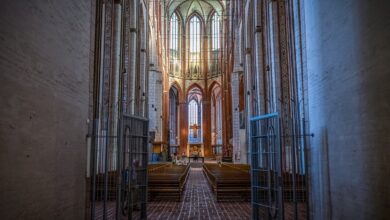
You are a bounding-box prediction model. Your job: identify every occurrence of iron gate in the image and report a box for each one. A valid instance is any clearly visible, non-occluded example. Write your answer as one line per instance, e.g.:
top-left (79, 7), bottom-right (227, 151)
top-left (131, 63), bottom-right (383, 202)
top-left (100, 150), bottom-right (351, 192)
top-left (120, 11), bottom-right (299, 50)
top-left (250, 113), bottom-right (309, 220)
top-left (250, 113), bottom-right (283, 220)
top-left (89, 115), bottom-right (148, 220)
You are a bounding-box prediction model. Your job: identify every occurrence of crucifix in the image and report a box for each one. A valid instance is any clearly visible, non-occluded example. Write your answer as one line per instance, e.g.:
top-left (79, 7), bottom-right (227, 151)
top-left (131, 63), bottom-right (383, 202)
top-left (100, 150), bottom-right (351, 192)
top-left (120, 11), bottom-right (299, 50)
top-left (190, 123), bottom-right (201, 138)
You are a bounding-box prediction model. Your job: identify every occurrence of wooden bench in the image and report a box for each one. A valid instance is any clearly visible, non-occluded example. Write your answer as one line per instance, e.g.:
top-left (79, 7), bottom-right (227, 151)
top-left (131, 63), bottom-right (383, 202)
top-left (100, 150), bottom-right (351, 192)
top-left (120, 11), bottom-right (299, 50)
top-left (148, 164), bottom-right (190, 201)
top-left (92, 163), bottom-right (170, 201)
top-left (282, 172), bottom-right (306, 202)
top-left (203, 163), bottom-right (251, 201)
top-left (253, 170), bottom-right (307, 202)
top-left (93, 171), bottom-right (118, 201)
top-left (204, 164), bottom-right (307, 202)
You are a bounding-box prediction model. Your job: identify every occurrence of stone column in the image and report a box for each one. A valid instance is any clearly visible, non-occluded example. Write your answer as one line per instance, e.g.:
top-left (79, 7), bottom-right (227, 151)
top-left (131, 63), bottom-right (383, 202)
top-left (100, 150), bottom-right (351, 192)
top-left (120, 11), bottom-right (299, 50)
top-left (202, 93), bottom-right (212, 157)
top-left (305, 0), bottom-right (390, 219)
top-left (127, 0), bottom-right (138, 115)
top-left (148, 67), bottom-right (163, 142)
top-left (231, 69), bottom-right (243, 163)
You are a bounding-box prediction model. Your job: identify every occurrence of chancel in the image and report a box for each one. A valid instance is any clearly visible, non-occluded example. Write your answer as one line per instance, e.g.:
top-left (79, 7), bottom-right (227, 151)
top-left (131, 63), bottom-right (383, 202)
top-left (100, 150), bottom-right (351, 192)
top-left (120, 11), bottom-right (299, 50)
top-left (1, 0), bottom-right (389, 220)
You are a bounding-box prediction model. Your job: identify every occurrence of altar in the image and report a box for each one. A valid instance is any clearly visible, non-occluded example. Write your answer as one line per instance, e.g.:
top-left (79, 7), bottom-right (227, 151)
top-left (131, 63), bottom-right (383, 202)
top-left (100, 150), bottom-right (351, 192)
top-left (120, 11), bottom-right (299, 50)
top-left (187, 143), bottom-right (204, 157)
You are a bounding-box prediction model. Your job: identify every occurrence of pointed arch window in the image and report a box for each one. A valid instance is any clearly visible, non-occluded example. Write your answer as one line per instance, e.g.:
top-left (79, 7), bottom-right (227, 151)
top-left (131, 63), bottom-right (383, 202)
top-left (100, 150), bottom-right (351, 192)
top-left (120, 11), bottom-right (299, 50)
top-left (188, 99), bottom-right (199, 127)
top-left (211, 85), bottom-right (222, 145)
top-left (188, 99), bottom-right (202, 143)
top-left (209, 13), bottom-right (221, 77)
top-left (169, 13), bottom-right (180, 76)
top-left (188, 15), bottom-right (202, 79)
top-left (169, 87), bottom-right (179, 145)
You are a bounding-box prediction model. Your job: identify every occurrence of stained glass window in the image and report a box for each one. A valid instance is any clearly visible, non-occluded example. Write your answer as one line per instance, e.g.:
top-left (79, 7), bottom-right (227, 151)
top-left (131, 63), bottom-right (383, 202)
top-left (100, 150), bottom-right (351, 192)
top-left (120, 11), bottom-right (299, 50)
top-left (188, 16), bottom-right (202, 79)
top-left (170, 13), bottom-right (180, 76)
top-left (209, 13), bottom-right (221, 77)
top-left (188, 99), bottom-right (201, 142)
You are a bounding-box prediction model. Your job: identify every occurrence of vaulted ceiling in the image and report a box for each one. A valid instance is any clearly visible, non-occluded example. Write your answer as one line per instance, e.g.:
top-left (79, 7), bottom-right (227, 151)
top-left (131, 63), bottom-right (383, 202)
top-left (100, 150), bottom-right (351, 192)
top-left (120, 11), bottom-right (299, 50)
top-left (167, 0), bottom-right (224, 21)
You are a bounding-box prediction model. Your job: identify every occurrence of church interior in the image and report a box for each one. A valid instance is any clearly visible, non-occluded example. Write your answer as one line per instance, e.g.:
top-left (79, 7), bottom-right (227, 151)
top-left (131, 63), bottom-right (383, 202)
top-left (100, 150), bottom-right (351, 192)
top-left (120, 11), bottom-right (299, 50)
top-left (0, 0), bottom-right (389, 219)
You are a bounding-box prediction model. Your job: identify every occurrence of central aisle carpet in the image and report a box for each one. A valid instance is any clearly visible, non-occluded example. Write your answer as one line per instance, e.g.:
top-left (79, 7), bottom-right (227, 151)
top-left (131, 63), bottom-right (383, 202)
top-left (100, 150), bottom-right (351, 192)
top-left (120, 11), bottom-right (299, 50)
top-left (147, 167), bottom-right (251, 220)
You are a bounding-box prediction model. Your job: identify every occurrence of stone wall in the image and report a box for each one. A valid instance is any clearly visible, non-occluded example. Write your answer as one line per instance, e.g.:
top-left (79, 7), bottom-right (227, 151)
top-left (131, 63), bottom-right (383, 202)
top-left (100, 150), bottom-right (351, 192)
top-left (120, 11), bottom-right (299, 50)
top-left (148, 69), bottom-right (163, 141)
top-left (304, 0), bottom-right (390, 219)
top-left (0, 0), bottom-right (93, 219)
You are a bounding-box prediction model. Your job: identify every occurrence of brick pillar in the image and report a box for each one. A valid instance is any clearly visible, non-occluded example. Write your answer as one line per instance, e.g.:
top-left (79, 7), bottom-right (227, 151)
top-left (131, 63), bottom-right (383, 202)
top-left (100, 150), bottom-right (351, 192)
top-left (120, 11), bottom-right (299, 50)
top-left (203, 94), bottom-right (212, 157)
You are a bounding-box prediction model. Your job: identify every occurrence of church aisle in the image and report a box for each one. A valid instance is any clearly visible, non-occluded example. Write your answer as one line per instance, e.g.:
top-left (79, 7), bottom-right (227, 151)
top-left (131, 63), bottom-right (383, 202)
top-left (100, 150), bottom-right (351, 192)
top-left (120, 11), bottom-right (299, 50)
top-left (146, 167), bottom-right (251, 220)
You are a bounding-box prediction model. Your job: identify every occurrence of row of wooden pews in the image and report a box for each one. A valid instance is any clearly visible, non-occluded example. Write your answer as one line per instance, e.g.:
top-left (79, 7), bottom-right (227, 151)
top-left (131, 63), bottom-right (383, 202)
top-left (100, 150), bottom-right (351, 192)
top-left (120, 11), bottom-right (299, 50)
top-left (203, 163), bottom-right (251, 201)
top-left (92, 163), bottom-right (306, 203)
top-left (281, 172), bottom-right (306, 202)
top-left (253, 170), bottom-right (307, 202)
top-left (148, 164), bottom-right (190, 201)
top-left (93, 171), bottom-right (118, 201)
top-left (203, 163), bottom-right (306, 202)
top-left (92, 163), bottom-right (190, 201)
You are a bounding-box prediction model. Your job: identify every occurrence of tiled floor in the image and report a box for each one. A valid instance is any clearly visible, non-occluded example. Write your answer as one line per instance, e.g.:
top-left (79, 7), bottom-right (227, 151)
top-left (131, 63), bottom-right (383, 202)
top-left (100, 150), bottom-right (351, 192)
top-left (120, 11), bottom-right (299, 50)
top-left (146, 167), bottom-right (251, 220)
top-left (95, 166), bottom-right (307, 220)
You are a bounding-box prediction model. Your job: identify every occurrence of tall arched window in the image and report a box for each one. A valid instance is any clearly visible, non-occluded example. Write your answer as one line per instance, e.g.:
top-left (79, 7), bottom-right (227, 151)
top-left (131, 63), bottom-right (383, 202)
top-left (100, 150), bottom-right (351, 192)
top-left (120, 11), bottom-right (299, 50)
top-left (211, 84), bottom-right (222, 145)
top-left (170, 13), bottom-right (180, 76)
top-left (188, 100), bottom-right (199, 127)
top-left (188, 15), bottom-right (201, 79)
top-left (209, 13), bottom-right (221, 77)
top-left (187, 86), bottom-right (202, 143)
top-left (188, 99), bottom-right (201, 143)
top-left (211, 14), bottom-right (220, 51)
top-left (169, 86), bottom-right (179, 145)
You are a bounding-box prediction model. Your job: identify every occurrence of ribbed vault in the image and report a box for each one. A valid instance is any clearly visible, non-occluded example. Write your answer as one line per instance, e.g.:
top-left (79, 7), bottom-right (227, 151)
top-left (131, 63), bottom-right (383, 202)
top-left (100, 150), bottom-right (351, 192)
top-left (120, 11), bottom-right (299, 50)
top-left (168, 0), bottom-right (224, 21)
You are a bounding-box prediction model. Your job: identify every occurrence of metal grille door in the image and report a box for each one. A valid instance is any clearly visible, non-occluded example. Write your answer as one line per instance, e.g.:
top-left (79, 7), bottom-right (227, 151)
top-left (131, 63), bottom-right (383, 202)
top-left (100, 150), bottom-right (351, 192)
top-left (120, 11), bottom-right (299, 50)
top-left (118, 115), bottom-right (148, 220)
top-left (89, 115), bottom-right (148, 220)
top-left (250, 113), bottom-right (283, 220)
top-left (250, 113), bottom-right (310, 220)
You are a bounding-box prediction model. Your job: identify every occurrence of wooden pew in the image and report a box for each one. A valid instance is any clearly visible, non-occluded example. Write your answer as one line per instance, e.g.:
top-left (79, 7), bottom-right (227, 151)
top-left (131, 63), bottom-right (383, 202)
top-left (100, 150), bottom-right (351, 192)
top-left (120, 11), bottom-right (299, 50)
top-left (253, 170), bottom-right (307, 202)
top-left (281, 172), bottom-right (306, 202)
top-left (94, 171), bottom-right (118, 201)
top-left (148, 164), bottom-right (190, 201)
top-left (203, 163), bottom-right (251, 201)
top-left (92, 164), bottom-right (170, 201)
top-left (203, 163), bottom-right (306, 202)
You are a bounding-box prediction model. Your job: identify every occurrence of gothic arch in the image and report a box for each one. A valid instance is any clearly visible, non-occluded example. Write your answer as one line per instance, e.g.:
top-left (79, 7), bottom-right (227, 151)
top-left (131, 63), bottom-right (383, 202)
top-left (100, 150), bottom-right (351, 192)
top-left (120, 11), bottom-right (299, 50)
top-left (209, 82), bottom-right (222, 146)
top-left (169, 81), bottom-right (183, 101)
top-left (186, 83), bottom-right (204, 98)
top-left (187, 12), bottom-right (205, 32)
top-left (208, 81), bottom-right (221, 94)
top-left (169, 84), bottom-right (180, 146)
top-left (167, 0), bottom-right (224, 19)
top-left (172, 10), bottom-right (185, 31)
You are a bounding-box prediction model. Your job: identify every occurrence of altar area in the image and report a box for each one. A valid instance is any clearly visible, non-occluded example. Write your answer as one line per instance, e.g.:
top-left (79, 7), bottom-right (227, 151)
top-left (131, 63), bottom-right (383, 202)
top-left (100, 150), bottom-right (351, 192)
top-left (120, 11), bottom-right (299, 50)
top-left (187, 143), bottom-right (204, 157)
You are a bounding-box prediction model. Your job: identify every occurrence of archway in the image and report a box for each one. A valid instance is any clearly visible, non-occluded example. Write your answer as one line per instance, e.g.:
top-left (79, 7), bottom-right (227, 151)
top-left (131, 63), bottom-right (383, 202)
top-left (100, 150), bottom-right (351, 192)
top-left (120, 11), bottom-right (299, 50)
top-left (186, 85), bottom-right (203, 156)
top-left (169, 85), bottom-right (180, 155)
top-left (210, 83), bottom-right (222, 156)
